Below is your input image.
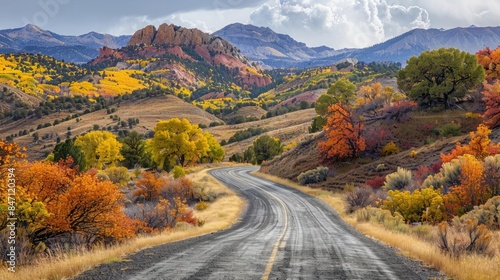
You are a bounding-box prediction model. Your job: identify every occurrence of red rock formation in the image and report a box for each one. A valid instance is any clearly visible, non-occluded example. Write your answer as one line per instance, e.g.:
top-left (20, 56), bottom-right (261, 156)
top-left (128, 25), bottom-right (156, 46)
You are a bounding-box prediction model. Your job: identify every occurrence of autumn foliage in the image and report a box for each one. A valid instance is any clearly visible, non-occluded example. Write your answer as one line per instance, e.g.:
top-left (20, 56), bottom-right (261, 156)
top-left (319, 102), bottom-right (365, 161)
top-left (482, 80), bottom-right (500, 129)
top-left (476, 46), bottom-right (500, 83)
top-left (441, 124), bottom-right (500, 163)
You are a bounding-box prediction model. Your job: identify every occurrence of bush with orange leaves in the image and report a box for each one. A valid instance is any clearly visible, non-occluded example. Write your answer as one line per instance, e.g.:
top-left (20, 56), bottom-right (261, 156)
top-left (440, 124), bottom-right (500, 163)
top-left (128, 171), bottom-right (198, 231)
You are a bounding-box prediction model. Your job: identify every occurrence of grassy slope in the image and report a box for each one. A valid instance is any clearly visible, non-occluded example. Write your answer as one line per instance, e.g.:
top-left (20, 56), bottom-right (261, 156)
top-left (261, 110), bottom-right (486, 189)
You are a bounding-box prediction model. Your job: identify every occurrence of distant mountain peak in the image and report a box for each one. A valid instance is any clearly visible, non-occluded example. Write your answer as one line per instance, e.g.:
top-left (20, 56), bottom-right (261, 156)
top-left (214, 23), bottom-right (337, 68)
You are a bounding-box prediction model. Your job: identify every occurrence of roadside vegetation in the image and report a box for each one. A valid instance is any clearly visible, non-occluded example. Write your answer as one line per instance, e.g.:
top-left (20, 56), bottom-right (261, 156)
top-left (0, 159), bottom-right (245, 280)
top-left (259, 47), bottom-right (500, 280)
top-left (255, 172), bottom-right (500, 280)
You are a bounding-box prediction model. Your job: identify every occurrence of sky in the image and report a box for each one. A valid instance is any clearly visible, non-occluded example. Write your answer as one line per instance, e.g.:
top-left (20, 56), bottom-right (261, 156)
top-left (2, 0), bottom-right (500, 49)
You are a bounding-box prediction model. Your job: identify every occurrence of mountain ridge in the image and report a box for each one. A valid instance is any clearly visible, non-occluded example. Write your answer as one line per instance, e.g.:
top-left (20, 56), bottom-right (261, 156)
top-left (0, 24), bottom-right (130, 63)
top-left (214, 23), bottom-right (339, 68)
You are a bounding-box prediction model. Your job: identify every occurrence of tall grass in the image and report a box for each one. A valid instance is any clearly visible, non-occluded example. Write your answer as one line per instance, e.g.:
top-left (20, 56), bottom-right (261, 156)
top-left (254, 172), bottom-right (500, 280)
top-left (0, 165), bottom-right (245, 280)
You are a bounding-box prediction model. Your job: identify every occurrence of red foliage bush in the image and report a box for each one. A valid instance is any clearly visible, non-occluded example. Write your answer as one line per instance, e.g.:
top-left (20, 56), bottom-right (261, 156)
top-left (366, 175), bottom-right (386, 189)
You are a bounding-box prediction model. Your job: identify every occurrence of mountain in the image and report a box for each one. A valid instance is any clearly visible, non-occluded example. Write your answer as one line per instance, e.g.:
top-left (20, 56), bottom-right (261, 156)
top-left (214, 23), bottom-right (339, 68)
top-left (215, 24), bottom-right (500, 67)
top-left (92, 23), bottom-right (272, 89)
top-left (307, 26), bottom-right (500, 67)
top-left (0, 24), bottom-right (130, 63)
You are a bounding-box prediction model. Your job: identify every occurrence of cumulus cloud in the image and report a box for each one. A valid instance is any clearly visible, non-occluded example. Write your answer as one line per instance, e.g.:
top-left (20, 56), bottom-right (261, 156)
top-left (250, 0), bottom-right (431, 49)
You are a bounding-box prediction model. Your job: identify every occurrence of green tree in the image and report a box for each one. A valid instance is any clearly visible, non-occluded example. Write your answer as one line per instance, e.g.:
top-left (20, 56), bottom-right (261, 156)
top-left (53, 138), bottom-right (87, 171)
top-left (120, 131), bottom-right (146, 169)
top-left (252, 135), bottom-right (283, 164)
top-left (149, 118), bottom-right (210, 169)
top-left (74, 131), bottom-right (124, 169)
top-left (397, 48), bottom-right (485, 109)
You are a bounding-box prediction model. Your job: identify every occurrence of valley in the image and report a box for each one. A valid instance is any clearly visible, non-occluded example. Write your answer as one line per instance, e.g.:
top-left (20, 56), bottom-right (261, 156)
top-left (1, 16), bottom-right (500, 280)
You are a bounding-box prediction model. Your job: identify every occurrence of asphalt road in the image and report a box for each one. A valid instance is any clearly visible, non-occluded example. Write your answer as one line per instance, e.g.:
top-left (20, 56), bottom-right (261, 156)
top-left (75, 166), bottom-right (441, 280)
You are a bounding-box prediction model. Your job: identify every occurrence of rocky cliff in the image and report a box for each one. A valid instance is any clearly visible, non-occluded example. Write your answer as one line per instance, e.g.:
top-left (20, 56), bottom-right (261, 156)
top-left (92, 24), bottom-right (272, 88)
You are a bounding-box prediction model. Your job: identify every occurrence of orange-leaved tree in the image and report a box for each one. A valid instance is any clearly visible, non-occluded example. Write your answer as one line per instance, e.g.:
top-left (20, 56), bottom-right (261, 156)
top-left (482, 80), bottom-right (500, 129)
top-left (16, 160), bottom-right (135, 243)
top-left (319, 102), bottom-right (365, 161)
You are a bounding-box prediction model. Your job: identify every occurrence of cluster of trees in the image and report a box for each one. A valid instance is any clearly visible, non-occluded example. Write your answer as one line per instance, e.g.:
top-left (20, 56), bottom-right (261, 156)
top-left (229, 135), bottom-right (283, 164)
top-left (50, 118), bottom-right (224, 173)
top-left (0, 140), bottom-right (204, 264)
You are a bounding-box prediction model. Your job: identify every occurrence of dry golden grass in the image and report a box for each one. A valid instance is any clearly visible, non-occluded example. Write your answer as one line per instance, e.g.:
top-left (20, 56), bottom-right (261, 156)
top-left (255, 171), bottom-right (500, 280)
top-left (0, 164), bottom-right (245, 280)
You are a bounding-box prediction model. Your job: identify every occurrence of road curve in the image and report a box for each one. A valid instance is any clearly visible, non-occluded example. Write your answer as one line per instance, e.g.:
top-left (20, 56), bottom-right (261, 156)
top-left (75, 166), bottom-right (438, 280)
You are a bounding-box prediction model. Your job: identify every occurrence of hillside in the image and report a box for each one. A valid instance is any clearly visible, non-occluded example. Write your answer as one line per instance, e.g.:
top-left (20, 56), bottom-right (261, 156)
top-left (214, 23), bottom-right (338, 68)
top-left (261, 109), bottom-right (486, 190)
top-left (1, 94), bottom-right (222, 160)
top-left (0, 24), bottom-right (130, 63)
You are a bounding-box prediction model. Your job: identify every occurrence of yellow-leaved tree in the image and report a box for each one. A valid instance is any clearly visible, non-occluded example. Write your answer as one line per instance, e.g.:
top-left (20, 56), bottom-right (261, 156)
top-left (75, 131), bottom-right (124, 169)
top-left (148, 118), bottom-right (224, 170)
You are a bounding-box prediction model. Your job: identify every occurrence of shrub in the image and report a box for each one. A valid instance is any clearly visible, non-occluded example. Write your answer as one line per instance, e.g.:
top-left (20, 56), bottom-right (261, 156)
top-left (366, 175), bottom-right (386, 189)
top-left (422, 158), bottom-right (462, 192)
top-left (172, 165), bottom-right (185, 179)
top-left (195, 201), bottom-right (209, 211)
top-left (381, 187), bottom-right (445, 223)
top-left (297, 166), bottom-right (329, 185)
top-left (345, 186), bottom-right (374, 213)
top-left (435, 121), bottom-right (462, 137)
top-left (458, 196), bottom-right (500, 230)
top-left (437, 219), bottom-right (493, 258)
top-left (383, 167), bottom-right (412, 190)
top-left (375, 163), bottom-right (387, 172)
top-left (381, 141), bottom-right (400, 156)
top-left (104, 166), bottom-right (131, 187)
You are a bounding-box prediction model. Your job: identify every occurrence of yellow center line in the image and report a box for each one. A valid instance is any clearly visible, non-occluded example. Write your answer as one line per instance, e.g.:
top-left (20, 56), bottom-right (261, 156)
top-left (260, 189), bottom-right (288, 280)
top-left (228, 170), bottom-right (289, 280)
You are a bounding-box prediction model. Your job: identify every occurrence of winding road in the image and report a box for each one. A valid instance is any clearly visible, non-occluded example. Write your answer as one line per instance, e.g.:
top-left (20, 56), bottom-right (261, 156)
top-left (76, 166), bottom-right (439, 280)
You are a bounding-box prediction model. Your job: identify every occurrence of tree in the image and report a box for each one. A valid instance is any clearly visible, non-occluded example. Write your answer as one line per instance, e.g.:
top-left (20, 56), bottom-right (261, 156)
top-left (120, 131), bottom-right (146, 169)
top-left (252, 135), bottom-right (283, 164)
top-left (14, 160), bottom-right (135, 244)
top-left (398, 48), bottom-right (485, 109)
top-left (53, 138), bottom-right (87, 171)
top-left (482, 80), bottom-right (500, 128)
top-left (149, 118), bottom-right (210, 169)
top-left (75, 131), bottom-right (124, 169)
top-left (318, 102), bottom-right (365, 161)
top-left (201, 132), bottom-right (225, 163)
top-left (476, 46), bottom-right (500, 83)
top-left (311, 79), bottom-right (356, 132)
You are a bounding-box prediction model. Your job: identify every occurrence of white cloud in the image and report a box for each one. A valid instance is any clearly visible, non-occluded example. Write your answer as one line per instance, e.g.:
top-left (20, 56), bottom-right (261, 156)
top-left (250, 0), bottom-right (431, 49)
